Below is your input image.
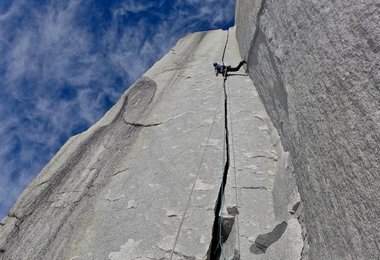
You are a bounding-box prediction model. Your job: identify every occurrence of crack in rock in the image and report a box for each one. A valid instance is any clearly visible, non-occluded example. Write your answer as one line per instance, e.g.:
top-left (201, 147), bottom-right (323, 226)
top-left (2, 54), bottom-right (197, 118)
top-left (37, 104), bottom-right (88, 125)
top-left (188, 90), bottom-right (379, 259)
top-left (124, 121), bottom-right (164, 127)
top-left (33, 180), bottom-right (49, 189)
top-left (209, 52), bottom-right (232, 259)
top-left (54, 190), bottom-right (81, 196)
top-left (251, 154), bottom-right (278, 161)
top-left (112, 168), bottom-right (130, 177)
top-left (237, 186), bottom-right (269, 191)
top-left (152, 64), bottom-right (195, 76)
top-left (124, 113), bottom-right (192, 128)
top-left (165, 208), bottom-right (180, 218)
top-left (7, 213), bottom-right (21, 220)
top-left (254, 115), bottom-right (265, 122)
top-left (105, 195), bottom-right (125, 202)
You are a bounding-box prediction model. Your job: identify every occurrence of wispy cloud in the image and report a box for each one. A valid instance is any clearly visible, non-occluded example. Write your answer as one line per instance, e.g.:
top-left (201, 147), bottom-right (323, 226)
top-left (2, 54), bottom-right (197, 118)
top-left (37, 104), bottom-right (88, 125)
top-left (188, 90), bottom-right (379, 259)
top-left (0, 0), bottom-right (25, 22)
top-left (113, 1), bottom-right (154, 15)
top-left (0, 0), bottom-right (235, 218)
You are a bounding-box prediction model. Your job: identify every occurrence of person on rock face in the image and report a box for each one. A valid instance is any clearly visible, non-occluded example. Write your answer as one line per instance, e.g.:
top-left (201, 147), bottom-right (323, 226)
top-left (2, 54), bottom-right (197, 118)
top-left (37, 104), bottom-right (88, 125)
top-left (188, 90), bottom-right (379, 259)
top-left (213, 60), bottom-right (246, 77)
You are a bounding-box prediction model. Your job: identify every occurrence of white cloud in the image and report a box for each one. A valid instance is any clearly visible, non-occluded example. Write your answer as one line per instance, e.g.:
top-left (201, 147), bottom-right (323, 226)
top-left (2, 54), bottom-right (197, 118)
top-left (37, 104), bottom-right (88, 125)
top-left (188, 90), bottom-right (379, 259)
top-left (113, 1), bottom-right (154, 15)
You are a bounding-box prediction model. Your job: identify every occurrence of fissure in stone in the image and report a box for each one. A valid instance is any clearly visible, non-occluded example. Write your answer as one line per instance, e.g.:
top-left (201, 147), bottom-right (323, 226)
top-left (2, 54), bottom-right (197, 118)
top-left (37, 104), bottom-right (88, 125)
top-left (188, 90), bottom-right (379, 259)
top-left (208, 79), bottom-right (234, 259)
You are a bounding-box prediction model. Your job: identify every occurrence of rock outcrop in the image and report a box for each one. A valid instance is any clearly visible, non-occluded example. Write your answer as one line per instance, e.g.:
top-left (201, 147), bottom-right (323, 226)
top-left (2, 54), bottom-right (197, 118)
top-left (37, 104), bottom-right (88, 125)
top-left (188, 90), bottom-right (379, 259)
top-left (236, 0), bottom-right (380, 259)
top-left (0, 27), bottom-right (301, 259)
top-left (1, 1), bottom-right (378, 259)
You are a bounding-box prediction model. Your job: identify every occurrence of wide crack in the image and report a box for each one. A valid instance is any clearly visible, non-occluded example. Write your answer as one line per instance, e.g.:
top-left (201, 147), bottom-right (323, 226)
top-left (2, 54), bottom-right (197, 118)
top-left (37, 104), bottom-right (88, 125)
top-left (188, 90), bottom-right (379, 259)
top-left (208, 77), bottom-right (232, 259)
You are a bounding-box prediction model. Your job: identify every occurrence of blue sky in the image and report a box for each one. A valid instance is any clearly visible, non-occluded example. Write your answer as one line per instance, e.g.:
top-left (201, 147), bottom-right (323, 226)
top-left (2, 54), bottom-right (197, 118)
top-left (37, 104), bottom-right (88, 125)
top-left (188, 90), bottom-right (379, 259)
top-left (0, 0), bottom-right (235, 218)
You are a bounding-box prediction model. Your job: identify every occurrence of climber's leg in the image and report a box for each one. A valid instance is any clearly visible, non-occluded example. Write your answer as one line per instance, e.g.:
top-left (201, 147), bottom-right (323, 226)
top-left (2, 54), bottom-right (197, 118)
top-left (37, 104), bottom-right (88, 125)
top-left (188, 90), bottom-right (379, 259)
top-left (227, 61), bottom-right (246, 72)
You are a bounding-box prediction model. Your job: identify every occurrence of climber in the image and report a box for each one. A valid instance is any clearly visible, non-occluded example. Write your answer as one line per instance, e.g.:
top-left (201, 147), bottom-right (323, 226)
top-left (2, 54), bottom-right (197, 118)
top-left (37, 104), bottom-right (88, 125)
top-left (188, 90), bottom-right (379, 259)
top-left (213, 60), bottom-right (246, 77)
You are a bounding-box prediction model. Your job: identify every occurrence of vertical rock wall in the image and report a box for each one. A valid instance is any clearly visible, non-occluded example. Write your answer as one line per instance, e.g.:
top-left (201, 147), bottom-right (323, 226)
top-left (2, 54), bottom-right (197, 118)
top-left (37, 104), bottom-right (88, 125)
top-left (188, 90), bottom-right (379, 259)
top-left (0, 24), bottom-right (304, 259)
top-left (0, 25), bottom-right (302, 259)
top-left (220, 28), bottom-right (302, 260)
top-left (236, 0), bottom-right (380, 259)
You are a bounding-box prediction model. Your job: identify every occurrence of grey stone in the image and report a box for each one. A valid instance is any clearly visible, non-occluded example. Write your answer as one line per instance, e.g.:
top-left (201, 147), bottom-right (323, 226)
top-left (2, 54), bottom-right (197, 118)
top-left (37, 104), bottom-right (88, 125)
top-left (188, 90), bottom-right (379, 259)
top-left (218, 28), bottom-right (302, 260)
top-left (236, 0), bottom-right (380, 259)
top-left (0, 29), bottom-right (229, 260)
top-left (1, 1), bottom-right (351, 258)
top-left (250, 222), bottom-right (288, 254)
top-left (226, 206), bottom-right (239, 216)
top-left (264, 219), bottom-right (303, 260)
top-left (0, 26), bottom-right (303, 259)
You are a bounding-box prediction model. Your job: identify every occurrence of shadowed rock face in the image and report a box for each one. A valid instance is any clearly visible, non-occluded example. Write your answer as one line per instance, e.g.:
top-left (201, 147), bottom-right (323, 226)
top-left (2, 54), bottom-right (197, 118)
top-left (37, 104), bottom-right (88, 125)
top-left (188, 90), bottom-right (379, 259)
top-left (236, 0), bottom-right (380, 259)
top-left (250, 222), bottom-right (288, 254)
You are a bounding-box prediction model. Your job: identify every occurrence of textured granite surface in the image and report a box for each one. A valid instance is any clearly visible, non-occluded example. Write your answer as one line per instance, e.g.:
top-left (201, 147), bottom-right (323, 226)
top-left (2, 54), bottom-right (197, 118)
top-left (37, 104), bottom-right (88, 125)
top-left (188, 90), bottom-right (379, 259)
top-left (220, 28), bottom-right (302, 260)
top-left (0, 26), bottom-right (301, 259)
top-left (236, 0), bottom-right (380, 259)
top-left (0, 30), bottom-right (227, 260)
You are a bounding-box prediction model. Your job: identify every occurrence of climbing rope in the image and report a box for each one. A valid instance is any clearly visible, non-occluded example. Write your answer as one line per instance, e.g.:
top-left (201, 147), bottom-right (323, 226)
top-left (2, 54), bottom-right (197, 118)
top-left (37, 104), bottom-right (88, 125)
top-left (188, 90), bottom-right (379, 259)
top-left (169, 77), bottom-right (224, 260)
top-left (219, 78), bottom-right (229, 260)
top-left (221, 30), bottom-right (229, 65)
top-left (227, 78), bottom-right (242, 255)
top-left (170, 29), bottom-right (233, 259)
top-left (219, 28), bottom-right (241, 259)
top-left (218, 29), bottom-right (231, 260)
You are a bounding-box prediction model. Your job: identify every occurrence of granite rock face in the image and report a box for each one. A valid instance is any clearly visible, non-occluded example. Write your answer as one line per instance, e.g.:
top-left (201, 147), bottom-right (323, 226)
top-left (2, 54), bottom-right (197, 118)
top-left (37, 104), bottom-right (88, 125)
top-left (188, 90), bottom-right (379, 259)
top-left (0, 27), bottom-right (301, 259)
top-left (218, 28), bottom-right (302, 260)
top-left (236, 0), bottom-right (380, 259)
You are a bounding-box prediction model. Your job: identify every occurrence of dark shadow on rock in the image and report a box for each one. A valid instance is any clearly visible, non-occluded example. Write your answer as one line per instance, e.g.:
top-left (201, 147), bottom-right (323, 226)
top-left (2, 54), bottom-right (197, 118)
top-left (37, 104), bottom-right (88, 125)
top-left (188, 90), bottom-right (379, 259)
top-left (221, 217), bottom-right (235, 244)
top-left (232, 249), bottom-right (240, 260)
top-left (225, 73), bottom-right (249, 77)
top-left (250, 221), bottom-right (288, 254)
top-left (290, 201), bottom-right (300, 215)
top-left (227, 206), bottom-right (239, 216)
